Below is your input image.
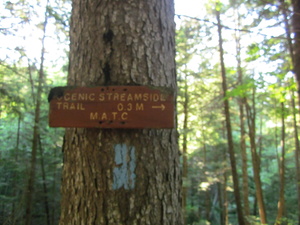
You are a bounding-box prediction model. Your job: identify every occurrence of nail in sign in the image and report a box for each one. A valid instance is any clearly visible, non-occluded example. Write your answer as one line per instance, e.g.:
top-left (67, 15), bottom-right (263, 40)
top-left (48, 86), bottom-right (174, 128)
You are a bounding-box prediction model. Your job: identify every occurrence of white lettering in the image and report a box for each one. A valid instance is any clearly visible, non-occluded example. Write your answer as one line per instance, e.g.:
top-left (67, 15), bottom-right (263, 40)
top-left (136, 103), bottom-right (144, 111)
top-left (121, 112), bottom-right (128, 120)
top-left (101, 113), bottom-right (108, 120)
top-left (57, 102), bottom-right (62, 109)
top-left (90, 112), bottom-right (98, 120)
top-left (117, 103), bottom-right (124, 111)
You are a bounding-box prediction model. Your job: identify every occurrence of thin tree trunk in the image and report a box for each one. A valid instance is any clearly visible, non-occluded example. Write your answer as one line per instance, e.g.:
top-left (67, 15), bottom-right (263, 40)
top-left (258, 116), bottom-right (263, 168)
top-left (11, 115), bottom-right (21, 224)
top-left (239, 100), bottom-right (250, 220)
top-left (59, 0), bottom-right (182, 224)
top-left (38, 136), bottom-right (51, 225)
top-left (292, 0), bottom-right (300, 110)
top-left (217, 182), bottom-right (222, 224)
top-left (205, 190), bottom-right (211, 223)
top-left (216, 8), bottom-right (245, 225)
top-left (182, 74), bottom-right (189, 223)
top-left (275, 102), bottom-right (286, 224)
top-left (253, 195), bottom-right (258, 216)
top-left (203, 144), bottom-right (211, 223)
top-left (281, 1), bottom-right (300, 222)
top-left (199, 110), bottom-right (213, 223)
top-left (51, 143), bottom-right (60, 225)
top-left (282, 1), bottom-right (300, 222)
top-left (280, 0), bottom-right (295, 65)
top-left (274, 100), bottom-right (280, 168)
top-left (24, 2), bottom-right (49, 224)
top-left (222, 147), bottom-right (229, 225)
top-left (291, 91), bottom-right (300, 225)
top-left (245, 91), bottom-right (267, 224)
top-left (234, 11), bottom-right (250, 220)
top-left (220, 121), bottom-right (229, 225)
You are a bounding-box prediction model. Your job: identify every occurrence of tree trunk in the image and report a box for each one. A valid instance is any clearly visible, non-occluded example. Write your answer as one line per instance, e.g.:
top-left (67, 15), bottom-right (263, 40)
top-left (275, 102), bottom-right (286, 224)
top-left (292, 0), bottom-right (300, 110)
top-left (245, 92), bottom-right (267, 224)
top-left (282, 1), bottom-right (300, 221)
top-left (221, 147), bottom-right (229, 225)
top-left (11, 115), bottom-right (21, 224)
top-left (24, 2), bottom-right (49, 224)
top-left (51, 143), bottom-right (60, 225)
top-left (59, 0), bottom-right (182, 224)
top-left (281, 1), bottom-right (300, 222)
top-left (216, 8), bottom-right (245, 225)
top-left (234, 13), bottom-right (250, 220)
top-left (182, 74), bottom-right (189, 223)
top-left (239, 99), bottom-right (251, 220)
top-left (38, 136), bottom-right (51, 225)
top-left (291, 91), bottom-right (300, 225)
top-left (239, 100), bottom-right (250, 216)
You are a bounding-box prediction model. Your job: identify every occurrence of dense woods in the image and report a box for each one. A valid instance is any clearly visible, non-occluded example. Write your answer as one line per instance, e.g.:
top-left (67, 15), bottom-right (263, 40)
top-left (1, 0), bottom-right (300, 224)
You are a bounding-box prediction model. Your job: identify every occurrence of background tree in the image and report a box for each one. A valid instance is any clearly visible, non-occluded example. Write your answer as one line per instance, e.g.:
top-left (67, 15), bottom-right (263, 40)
top-left (0, 0), bottom-right (69, 224)
top-left (24, 2), bottom-right (49, 224)
top-left (292, 0), bottom-right (300, 109)
top-left (216, 4), bottom-right (245, 224)
top-left (176, 19), bottom-right (201, 222)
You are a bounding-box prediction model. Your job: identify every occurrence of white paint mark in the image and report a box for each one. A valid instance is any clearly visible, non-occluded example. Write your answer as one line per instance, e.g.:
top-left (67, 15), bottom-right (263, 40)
top-left (112, 143), bottom-right (136, 190)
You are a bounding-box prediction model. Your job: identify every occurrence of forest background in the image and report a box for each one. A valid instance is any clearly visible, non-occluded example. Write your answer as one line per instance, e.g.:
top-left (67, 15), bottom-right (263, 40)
top-left (1, 0), bottom-right (300, 224)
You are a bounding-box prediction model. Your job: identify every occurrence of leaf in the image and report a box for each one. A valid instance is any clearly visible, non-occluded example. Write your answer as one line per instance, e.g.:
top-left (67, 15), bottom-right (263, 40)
top-left (246, 43), bottom-right (261, 62)
top-left (226, 81), bottom-right (256, 98)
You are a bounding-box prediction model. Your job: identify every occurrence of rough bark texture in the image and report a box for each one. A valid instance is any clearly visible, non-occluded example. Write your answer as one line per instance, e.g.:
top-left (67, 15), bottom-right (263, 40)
top-left (68, 0), bottom-right (176, 87)
top-left (60, 0), bottom-right (182, 224)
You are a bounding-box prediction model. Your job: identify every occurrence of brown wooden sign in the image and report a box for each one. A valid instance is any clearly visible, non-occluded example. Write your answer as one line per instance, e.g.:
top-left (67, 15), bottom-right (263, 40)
top-left (48, 86), bottom-right (174, 128)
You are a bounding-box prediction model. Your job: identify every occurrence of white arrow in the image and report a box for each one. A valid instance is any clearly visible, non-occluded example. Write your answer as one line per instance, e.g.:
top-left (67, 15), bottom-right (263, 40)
top-left (152, 104), bottom-right (165, 111)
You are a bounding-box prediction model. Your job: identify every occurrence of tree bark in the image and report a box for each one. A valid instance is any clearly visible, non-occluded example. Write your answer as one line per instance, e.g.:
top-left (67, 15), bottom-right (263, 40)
top-left (221, 145), bottom-right (229, 225)
top-left (182, 73), bottom-right (188, 223)
top-left (245, 91), bottom-right (267, 224)
top-left (59, 0), bottom-right (182, 224)
top-left (282, 0), bottom-right (300, 222)
top-left (38, 136), bottom-right (51, 225)
top-left (11, 115), bottom-right (21, 224)
top-left (275, 102), bottom-right (286, 225)
top-left (239, 100), bottom-right (250, 216)
top-left (234, 12), bottom-right (250, 220)
top-left (292, 0), bottom-right (300, 110)
top-left (216, 8), bottom-right (245, 225)
top-left (291, 91), bottom-right (300, 225)
top-left (24, 2), bottom-right (49, 224)
top-left (51, 143), bottom-right (60, 225)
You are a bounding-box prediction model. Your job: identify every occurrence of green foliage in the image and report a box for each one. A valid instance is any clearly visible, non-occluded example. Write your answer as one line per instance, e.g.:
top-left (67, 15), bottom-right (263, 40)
top-left (226, 79), bottom-right (256, 99)
top-left (0, 0), bottom-right (69, 224)
top-left (0, 65), bottom-right (26, 117)
top-left (1, 0), bottom-right (299, 224)
top-left (246, 43), bottom-right (261, 62)
top-left (176, 0), bottom-right (299, 224)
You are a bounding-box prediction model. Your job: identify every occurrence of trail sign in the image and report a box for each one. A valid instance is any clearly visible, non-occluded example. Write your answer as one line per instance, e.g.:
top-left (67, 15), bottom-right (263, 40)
top-left (48, 86), bottom-right (174, 128)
